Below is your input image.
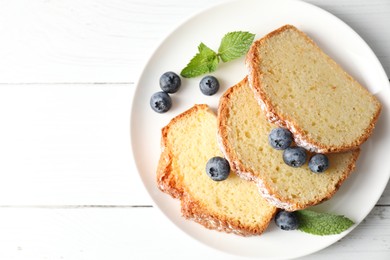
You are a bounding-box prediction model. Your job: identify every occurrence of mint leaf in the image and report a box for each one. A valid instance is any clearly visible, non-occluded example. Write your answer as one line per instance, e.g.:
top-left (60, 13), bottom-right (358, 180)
top-left (218, 31), bottom-right (255, 62)
top-left (180, 43), bottom-right (219, 78)
top-left (296, 210), bottom-right (354, 236)
top-left (180, 31), bottom-right (255, 78)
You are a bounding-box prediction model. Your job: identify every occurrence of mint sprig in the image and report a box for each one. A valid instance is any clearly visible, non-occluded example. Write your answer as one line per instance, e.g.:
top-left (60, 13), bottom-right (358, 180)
top-left (180, 31), bottom-right (255, 78)
top-left (296, 210), bottom-right (355, 236)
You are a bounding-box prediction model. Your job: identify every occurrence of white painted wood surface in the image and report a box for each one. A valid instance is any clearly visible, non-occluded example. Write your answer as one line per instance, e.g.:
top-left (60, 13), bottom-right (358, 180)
top-left (0, 0), bottom-right (388, 259)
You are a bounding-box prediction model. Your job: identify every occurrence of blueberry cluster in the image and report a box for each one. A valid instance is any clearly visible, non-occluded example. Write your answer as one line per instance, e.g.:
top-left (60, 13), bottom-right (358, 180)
top-left (150, 72), bottom-right (220, 113)
top-left (269, 127), bottom-right (329, 173)
top-left (150, 71), bottom-right (181, 113)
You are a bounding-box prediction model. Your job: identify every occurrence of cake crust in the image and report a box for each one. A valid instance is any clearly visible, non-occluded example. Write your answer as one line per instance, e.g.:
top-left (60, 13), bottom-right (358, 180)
top-left (217, 78), bottom-right (360, 211)
top-left (246, 24), bottom-right (381, 153)
top-left (157, 104), bottom-right (277, 236)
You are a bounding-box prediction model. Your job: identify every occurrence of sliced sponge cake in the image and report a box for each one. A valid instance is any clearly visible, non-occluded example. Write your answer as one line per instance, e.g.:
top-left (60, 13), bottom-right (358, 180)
top-left (217, 78), bottom-right (360, 211)
top-left (246, 24), bottom-right (381, 153)
top-left (157, 104), bottom-right (277, 236)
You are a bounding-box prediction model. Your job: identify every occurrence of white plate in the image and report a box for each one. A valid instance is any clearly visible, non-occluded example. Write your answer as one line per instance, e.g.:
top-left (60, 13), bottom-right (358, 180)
top-left (130, 0), bottom-right (390, 259)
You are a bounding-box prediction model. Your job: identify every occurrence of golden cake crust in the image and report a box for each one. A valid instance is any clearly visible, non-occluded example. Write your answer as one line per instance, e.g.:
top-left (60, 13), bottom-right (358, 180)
top-left (246, 24), bottom-right (381, 153)
top-left (217, 78), bottom-right (360, 211)
top-left (157, 104), bottom-right (277, 236)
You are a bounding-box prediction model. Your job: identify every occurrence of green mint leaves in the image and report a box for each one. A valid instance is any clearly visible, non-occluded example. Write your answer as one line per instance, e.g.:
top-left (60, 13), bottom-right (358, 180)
top-left (296, 210), bottom-right (355, 236)
top-left (218, 31), bottom-right (256, 62)
top-left (180, 31), bottom-right (255, 78)
top-left (180, 43), bottom-right (219, 79)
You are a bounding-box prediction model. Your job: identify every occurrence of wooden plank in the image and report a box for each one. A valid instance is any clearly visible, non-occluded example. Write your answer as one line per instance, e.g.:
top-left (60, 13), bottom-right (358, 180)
top-left (0, 0), bottom-right (388, 83)
top-left (0, 0), bottom-right (225, 83)
top-left (378, 181), bottom-right (390, 205)
top-left (0, 84), bottom-right (152, 205)
top-left (0, 206), bottom-right (387, 259)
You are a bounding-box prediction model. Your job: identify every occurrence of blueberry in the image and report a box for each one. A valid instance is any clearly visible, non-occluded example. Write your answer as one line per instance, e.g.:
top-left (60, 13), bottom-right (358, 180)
top-left (309, 154), bottom-right (329, 173)
top-left (269, 128), bottom-right (293, 150)
top-left (159, 71), bottom-right (181, 93)
top-left (283, 147), bottom-right (307, 167)
top-left (150, 91), bottom-right (172, 113)
top-left (206, 156), bottom-right (230, 181)
top-left (199, 76), bottom-right (219, 96)
top-left (275, 210), bottom-right (299, 231)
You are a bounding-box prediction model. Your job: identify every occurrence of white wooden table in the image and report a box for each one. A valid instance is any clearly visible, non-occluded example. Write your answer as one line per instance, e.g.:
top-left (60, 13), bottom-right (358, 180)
top-left (0, 0), bottom-right (389, 259)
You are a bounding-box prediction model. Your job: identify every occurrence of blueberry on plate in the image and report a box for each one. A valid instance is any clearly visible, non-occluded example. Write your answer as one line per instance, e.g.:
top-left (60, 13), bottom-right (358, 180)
top-left (199, 75), bottom-right (219, 96)
top-left (269, 128), bottom-right (293, 150)
top-left (150, 91), bottom-right (172, 113)
top-left (283, 147), bottom-right (307, 167)
top-left (206, 156), bottom-right (230, 181)
top-left (275, 210), bottom-right (299, 231)
top-left (309, 154), bottom-right (329, 173)
top-left (159, 71), bottom-right (181, 93)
